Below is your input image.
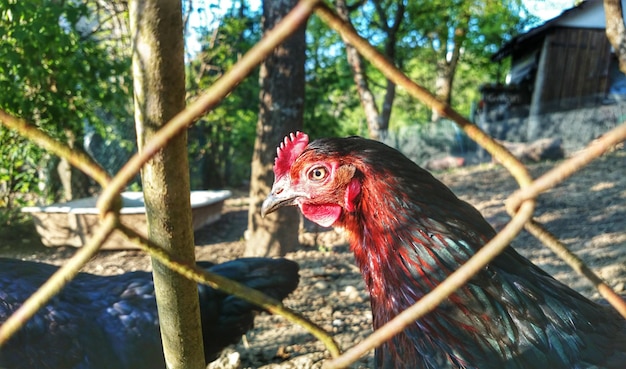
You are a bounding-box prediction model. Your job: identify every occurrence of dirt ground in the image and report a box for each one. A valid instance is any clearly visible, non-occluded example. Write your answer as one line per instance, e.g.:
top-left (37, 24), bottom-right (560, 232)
top-left (1, 149), bottom-right (625, 369)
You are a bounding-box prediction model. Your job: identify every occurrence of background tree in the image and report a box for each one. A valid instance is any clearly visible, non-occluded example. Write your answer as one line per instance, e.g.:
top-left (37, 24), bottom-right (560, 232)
top-left (304, 14), bottom-right (361, 137)
top-left (245, 0), bottom-right (306, 257)
top-left (334, 0), bottom-right (405, 139)
top-left (331, 0), bottom-right (535, 130)
top-left (186, 2), bottom-right (261, 190)
top-left (0, 0), bottom-right (132, 211)
top-left (0, 0), bottom-right (543, 231)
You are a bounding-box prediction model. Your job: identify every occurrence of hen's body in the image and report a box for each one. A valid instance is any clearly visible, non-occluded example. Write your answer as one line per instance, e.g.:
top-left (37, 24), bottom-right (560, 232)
top-left (0, 257), bottom-right (299, 369)
top-left (262, 132), bottom-right (626, 368)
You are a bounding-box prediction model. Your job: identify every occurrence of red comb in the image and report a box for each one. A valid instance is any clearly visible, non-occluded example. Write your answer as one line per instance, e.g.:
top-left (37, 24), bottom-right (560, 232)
top-left (274, 131), bottom-right (309, 178)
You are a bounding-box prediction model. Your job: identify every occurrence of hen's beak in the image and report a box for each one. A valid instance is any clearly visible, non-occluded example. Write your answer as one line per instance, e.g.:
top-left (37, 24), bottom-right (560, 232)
top-left (261, 178), bottom-right (302, 217)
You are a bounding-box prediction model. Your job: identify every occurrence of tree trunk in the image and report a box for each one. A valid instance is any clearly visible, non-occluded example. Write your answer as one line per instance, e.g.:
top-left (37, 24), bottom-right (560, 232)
top-left (604, 0), bottom-right (626, 73)
top-left (431, 19), bottom-right (467, 122)
top-left (336, 0), bottom-right (404, 140)
top-left (432, 60), bottom-right (454, 122)
top-left (57, 129), bottom-right (90, 201)
top-left (373, 0), bottom-right (404, 138)
top-left (335, 0), bottom-right (381, 139)
top-left (129, 1), bottom-right (205, 368)
top-left (245, 0), bottom-right (305, 257)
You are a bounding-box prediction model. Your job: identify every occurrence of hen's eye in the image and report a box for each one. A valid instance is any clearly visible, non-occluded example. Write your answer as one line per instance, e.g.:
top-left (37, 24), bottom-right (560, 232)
top-left (308, 166), bottom-right (327, 181)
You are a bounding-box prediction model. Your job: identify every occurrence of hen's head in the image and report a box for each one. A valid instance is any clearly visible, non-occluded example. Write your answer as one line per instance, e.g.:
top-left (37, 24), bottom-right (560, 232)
top-left (261, 132), bottom-right (363, 227)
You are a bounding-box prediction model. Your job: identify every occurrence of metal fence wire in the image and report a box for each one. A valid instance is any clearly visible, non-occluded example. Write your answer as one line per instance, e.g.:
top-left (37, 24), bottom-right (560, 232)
top-left (1, 1), bottom-right (626, 368)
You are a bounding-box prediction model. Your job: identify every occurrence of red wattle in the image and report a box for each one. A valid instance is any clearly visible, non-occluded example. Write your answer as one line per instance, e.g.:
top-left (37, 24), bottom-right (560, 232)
top-left (301, 203), bottom-right (342, 227)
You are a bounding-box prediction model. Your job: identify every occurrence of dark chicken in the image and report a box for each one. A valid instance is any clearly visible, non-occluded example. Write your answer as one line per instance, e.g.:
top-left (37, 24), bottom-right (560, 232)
top-left (262, 132), bottom-right (626, 369)
top-left (0, 257), bottom-right (299, 369)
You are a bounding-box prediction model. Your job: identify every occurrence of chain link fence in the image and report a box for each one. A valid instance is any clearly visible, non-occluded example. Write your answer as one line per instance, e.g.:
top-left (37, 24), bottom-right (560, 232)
top-left (1, 1), bottom-right (626, 368)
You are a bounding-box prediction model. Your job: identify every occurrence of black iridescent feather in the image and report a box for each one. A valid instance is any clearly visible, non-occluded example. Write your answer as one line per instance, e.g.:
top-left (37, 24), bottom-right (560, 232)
top-left (267, 133), bottom-right (626, 369)
top-left (0, 257), bottom-right (299, 369)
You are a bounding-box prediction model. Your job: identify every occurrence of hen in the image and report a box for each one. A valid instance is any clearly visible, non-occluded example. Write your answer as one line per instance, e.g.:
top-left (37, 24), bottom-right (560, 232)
top-left (262, 132), bottom-right (626, 369)
top-left (0, 257), bottom-right (299, 369)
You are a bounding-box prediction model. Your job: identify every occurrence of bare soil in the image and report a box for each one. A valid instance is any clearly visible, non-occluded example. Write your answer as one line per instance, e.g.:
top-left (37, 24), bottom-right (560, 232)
top-left (1, 149), bottom-right (625, 369)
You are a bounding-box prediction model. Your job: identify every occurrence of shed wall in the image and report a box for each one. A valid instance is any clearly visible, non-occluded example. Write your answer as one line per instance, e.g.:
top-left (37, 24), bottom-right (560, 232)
top-left (537, 27), bottom-right (611, 111)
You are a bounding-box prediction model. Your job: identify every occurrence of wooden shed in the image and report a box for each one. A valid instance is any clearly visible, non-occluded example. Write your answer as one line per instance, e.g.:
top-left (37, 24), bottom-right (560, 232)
top-left (488, 0), bottom-right (625, 118)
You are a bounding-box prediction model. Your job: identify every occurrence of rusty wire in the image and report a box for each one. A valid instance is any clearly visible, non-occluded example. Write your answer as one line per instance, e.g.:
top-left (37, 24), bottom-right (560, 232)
top-left (1, 0), bottom-right (625, 368)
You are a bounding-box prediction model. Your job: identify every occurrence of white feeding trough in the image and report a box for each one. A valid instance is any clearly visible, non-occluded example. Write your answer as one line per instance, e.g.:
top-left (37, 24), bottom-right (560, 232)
top-left (22, 190), bottom-right (232, 250)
